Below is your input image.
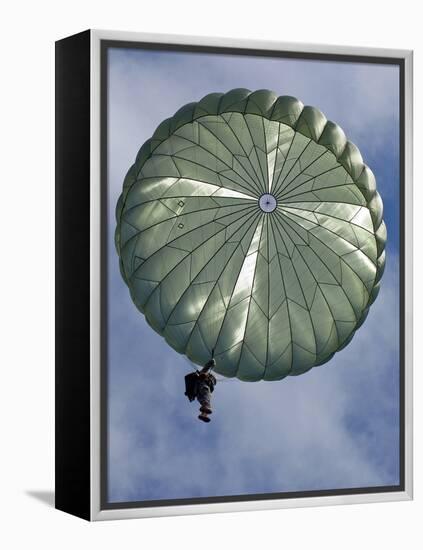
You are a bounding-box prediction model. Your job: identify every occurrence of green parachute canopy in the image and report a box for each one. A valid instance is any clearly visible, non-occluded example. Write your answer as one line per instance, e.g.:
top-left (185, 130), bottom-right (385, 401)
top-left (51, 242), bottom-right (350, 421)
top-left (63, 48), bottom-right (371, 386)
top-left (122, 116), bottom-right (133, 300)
top-left (115, 89), bottom-right (386, 381)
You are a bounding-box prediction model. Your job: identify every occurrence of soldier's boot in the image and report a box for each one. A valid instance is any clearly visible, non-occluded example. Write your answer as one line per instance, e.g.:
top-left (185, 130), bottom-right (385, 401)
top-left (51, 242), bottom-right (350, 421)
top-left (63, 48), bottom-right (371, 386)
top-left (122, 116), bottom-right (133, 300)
top-left (198, 413), bottom-right (211, 423)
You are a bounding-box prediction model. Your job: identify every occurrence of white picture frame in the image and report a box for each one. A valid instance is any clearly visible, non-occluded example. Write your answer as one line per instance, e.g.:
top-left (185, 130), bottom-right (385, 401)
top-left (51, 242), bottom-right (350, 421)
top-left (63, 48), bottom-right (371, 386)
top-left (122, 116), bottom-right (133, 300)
top-left (55, 29), bottom-right (413, 521)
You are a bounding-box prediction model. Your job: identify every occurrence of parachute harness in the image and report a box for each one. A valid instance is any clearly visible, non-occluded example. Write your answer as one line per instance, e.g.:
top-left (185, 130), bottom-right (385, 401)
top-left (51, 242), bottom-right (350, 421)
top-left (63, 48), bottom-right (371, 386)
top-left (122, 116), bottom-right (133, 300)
top-left (192, 350), bottom-right (238, 383)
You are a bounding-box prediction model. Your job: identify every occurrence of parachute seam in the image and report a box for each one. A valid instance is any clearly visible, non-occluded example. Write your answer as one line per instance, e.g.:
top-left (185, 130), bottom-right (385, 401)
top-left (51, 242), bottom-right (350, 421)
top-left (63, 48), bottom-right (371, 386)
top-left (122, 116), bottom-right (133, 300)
top-left (278, 214), bottom-right (364, 348)
top-left (124, 194), bottom-right (254, 219)
top-left (170, 152), bottom-right (260, 199)
top-left (272, 210), bottom-right (341, 353)
top-left (218, 90), bottom-right (251, 114)
top-left (282, 204), bottom-right (374, 237)
top-left (176, 124), bottom-right (264, 196)
top-left (281, 207), bottom-right (376, 268)
top-left (234, 216), bottom-right (266, 378)
top-left (124, 204), bottom-right (254, 286)
top-left (269, 118), bottom-right (283, 193)
top-left (277, 210), bottom-right (364, 322)
top-left (209, 216), bottom-right (264, 360)
top-left (124, 202), bottom-right (256, 274)
top-left (261, 117), bottom-right (271, 193)
top-left (268, 215), bottom-right (294, 376)
top-left (217, 110), bottom-right (267, 189)
top-left (273, 137), bottom-right (312, 197)
top-left (161, 221), bottom-right (258, 344)
top-left (271, 132), bottom-right (303, 197)
top-left (268, 95), bottom-right (279, 120)
top-left (282, 180), bottom-right (366, 204)
top-left (275, 139), bottom-right (319, 196)
top-left (287, 190), bottom-right (385, 330)
top-left (121, 91), bottom-right (383, 265)
top-left (277, 152), bottom-right (341, 200)
top-left (242, 114), bottom-right (269, 194)
top-left (183, 212), bottom-right (262, 364)
top-left (265, 216), bottom-right (271, 375)
top-left (197, 117), bottom-right (264, 196)
top-left (142, 207), bottom-right (259, 318)
top-left (124, 101), bottom-right (386, 252)
top-left (161, 208), bottom-right (260, 331)
top-left (119, 92), bottom-right (377, 222)
top-left (222, 115), bottom-right (267, 195)
top-left (272, 214), bottom-right (318, 360)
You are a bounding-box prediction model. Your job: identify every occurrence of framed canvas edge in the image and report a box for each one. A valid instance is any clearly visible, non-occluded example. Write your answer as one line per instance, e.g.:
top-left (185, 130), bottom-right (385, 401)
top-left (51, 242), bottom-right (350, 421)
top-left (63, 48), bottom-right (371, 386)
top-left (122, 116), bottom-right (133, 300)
top-left (89, 29), bottom-right (413, 521)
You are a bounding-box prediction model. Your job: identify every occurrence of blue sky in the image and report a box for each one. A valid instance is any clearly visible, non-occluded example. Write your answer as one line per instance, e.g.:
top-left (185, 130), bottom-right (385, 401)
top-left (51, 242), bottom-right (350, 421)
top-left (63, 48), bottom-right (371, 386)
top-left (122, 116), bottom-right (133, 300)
top-left (106, 47), bottom-right (400, 503)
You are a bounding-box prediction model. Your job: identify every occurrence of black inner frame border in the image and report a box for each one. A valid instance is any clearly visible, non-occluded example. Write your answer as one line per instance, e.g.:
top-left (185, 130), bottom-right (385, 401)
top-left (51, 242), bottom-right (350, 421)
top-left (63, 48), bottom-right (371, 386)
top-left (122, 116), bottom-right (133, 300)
top-left (100, 38), bottom-right (406, 511)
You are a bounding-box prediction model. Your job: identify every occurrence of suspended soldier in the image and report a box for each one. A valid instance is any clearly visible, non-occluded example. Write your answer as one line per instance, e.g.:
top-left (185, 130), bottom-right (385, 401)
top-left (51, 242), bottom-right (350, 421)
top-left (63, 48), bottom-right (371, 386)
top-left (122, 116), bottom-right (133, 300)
top-left (184, 359), bottom-right (217, 423)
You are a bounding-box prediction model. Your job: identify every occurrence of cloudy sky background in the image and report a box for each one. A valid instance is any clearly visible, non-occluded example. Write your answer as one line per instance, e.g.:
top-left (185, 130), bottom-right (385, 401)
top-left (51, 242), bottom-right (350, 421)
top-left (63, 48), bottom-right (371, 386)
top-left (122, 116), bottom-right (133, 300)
top-left (106, 47), bottom-right (400, 503)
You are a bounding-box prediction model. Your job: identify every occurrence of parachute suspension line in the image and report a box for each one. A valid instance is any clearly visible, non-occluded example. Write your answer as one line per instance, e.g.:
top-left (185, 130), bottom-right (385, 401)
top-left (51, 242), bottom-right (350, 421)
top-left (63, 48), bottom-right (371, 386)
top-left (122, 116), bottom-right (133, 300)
top-left (210, 350), bottom-right (236, 380)
top-left (210, 348), bottom-right (215, 371)
top-left (213, 375), bottom-right (238, 383)
top-left (209, 349), bottom-right (237, 382)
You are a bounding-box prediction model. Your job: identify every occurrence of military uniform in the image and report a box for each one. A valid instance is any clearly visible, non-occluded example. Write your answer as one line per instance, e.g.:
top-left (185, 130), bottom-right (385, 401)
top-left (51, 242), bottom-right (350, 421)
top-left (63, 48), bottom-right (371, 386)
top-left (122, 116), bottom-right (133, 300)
top-left (184, 359), bottom-right (217, 422)
top-left (196, 371), bottom-right (217, 414)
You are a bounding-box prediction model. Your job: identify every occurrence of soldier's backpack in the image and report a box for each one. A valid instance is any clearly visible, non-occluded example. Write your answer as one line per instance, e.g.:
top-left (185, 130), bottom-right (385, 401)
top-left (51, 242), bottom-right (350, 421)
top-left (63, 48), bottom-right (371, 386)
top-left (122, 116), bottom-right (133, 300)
top-left (184, 372), bottom-right (199, 402)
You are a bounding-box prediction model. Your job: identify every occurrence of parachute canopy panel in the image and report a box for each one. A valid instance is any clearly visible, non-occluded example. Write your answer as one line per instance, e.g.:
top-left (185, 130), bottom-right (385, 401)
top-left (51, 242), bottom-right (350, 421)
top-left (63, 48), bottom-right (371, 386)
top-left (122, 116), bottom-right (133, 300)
top-left (115, 89), bottom-right (386, 381)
